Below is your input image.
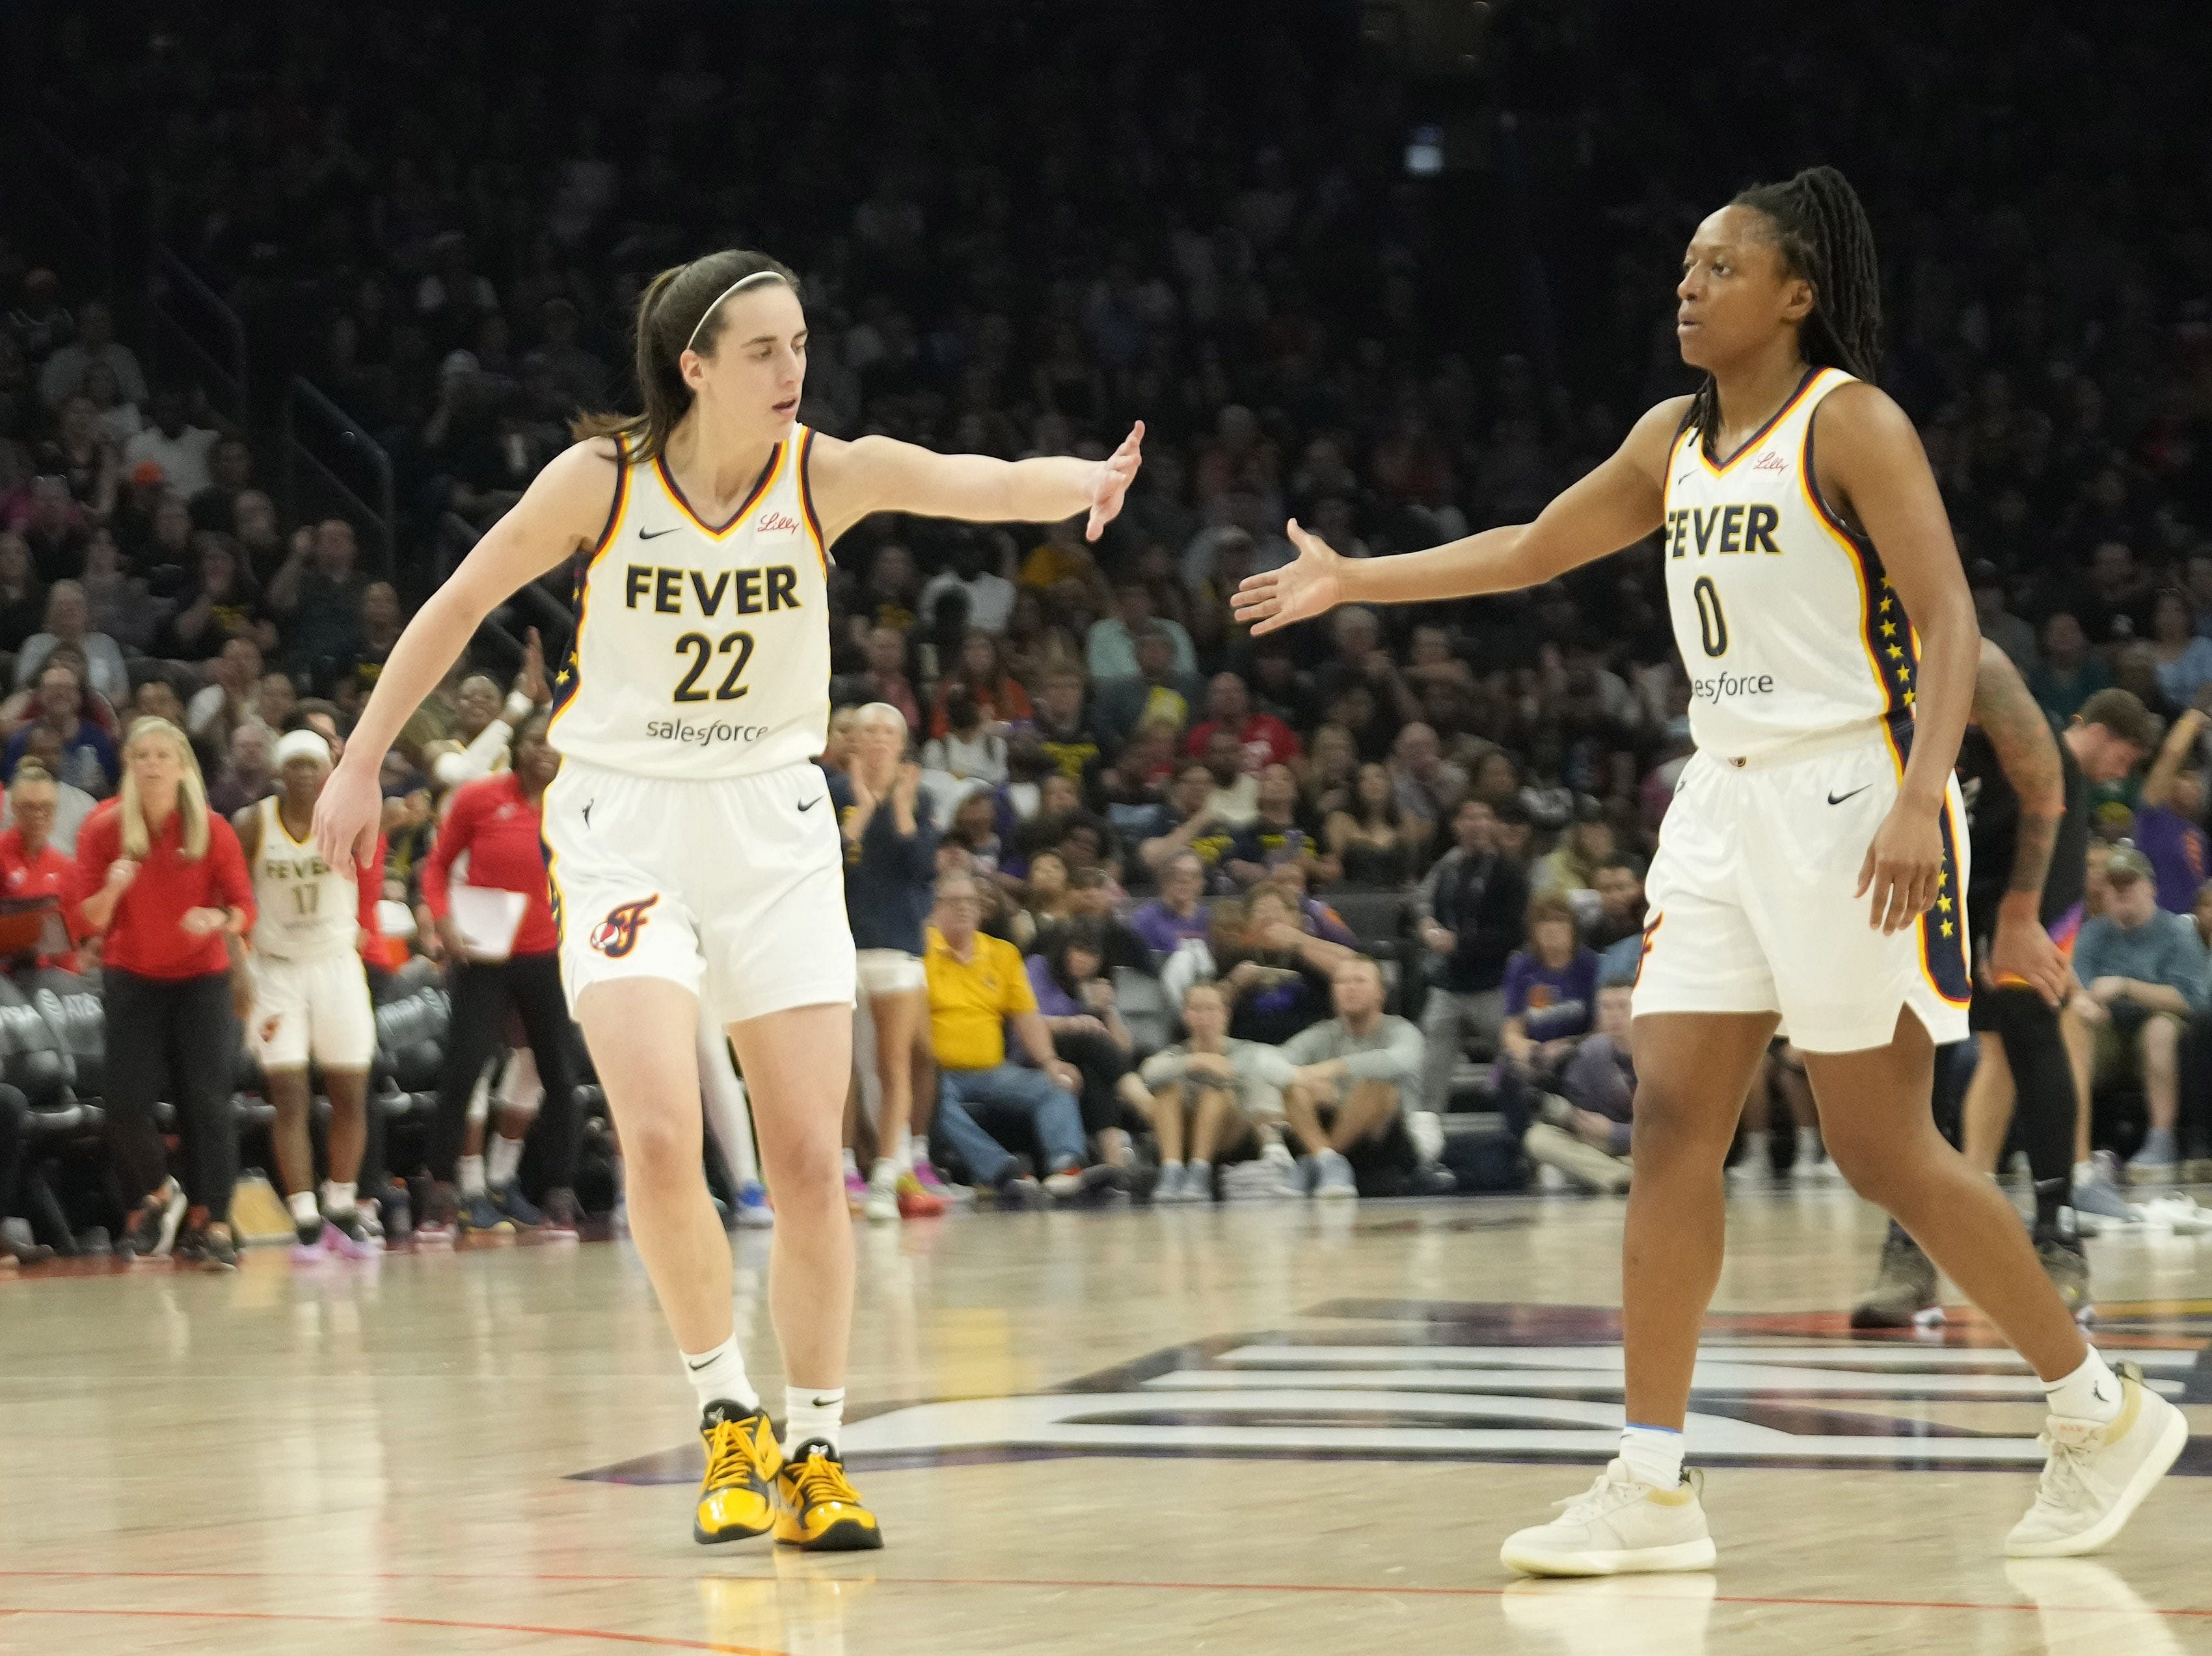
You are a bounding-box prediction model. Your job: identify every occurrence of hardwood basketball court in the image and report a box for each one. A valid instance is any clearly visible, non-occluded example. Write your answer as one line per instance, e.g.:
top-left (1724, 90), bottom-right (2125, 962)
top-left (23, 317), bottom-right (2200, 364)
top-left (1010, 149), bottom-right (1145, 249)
top-left (5, 1188), bottom-right (2208, 1654)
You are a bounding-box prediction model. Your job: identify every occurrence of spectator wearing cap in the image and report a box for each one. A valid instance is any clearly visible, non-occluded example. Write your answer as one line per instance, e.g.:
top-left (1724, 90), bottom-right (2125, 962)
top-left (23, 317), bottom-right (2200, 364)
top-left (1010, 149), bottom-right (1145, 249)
top-left (1414, 796), bottom-right (1528, 1114)
top-left (76, 717), bottom-right (254, 1267)
top-left (122, 390), bottom-right (219, 499)
top-left (14, 579), bottom-right (129, 706)
top-left (2132, 699), bottom-right (2211, 915)
top-left (2072, 844), bottom-right (2206, 1179)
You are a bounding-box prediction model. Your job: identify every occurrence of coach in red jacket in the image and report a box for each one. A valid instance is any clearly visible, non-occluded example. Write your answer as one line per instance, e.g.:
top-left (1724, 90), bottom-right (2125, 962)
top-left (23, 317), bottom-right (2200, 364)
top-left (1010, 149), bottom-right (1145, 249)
top-left (77, 717), bottom-right (254, 1269)
top-left (416, 710), bottom-right (580, 1235)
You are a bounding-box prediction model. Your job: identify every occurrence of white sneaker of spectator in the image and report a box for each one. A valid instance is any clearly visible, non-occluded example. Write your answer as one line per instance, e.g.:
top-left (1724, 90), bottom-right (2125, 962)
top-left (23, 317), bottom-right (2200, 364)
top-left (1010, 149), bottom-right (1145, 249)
top-left (2137, 1194), bottom-right (2212, 1235)
top-left (1259, 1141), bottom-right (1303, 1199)
top-left (1314, 1149), bottom-right (1358, 1201)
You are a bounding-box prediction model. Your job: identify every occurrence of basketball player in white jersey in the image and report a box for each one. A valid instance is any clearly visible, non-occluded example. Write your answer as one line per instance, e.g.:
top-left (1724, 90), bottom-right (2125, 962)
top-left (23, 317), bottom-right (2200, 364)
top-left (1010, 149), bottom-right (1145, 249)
top-left (1235, 168), bottom-right (2185, 1571)
top-left (239, 728), bottom-right (382, 1258)
top-left (316, 249), bottom-right (1142, 1551)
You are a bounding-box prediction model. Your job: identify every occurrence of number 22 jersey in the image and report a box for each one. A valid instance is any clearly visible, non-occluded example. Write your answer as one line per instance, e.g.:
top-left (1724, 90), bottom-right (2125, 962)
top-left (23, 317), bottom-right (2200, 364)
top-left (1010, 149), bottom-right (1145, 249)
top-left (548, 427), bottom-right (833, 781)
top-left (1660, 367), bottom-right (1915, 762)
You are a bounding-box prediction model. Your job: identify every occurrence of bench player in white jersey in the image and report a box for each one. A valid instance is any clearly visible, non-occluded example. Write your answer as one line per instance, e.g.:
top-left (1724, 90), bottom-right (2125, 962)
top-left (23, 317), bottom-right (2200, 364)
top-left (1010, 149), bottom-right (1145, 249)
top-left (1235, 168), bottom-right (2185, 1573)
top-left (316, 249), bottom-right (1142, 1551)
top-left (239, 728), bottom-right (382, 1258)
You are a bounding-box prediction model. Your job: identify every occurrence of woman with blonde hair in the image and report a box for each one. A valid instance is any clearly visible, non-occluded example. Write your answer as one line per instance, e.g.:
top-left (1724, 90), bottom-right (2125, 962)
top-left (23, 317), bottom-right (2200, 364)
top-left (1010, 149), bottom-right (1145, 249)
top-left (75, 717), bottom-right (255, 1268)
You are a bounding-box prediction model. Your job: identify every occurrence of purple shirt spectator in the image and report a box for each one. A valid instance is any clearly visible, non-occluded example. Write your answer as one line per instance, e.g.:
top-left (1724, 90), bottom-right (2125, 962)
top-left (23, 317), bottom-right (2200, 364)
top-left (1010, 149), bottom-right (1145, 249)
top-left (1130, 896), bottom-right (1209, 957)
top-left (1025, 953), bottom-right (1086, 1018)
top-left (2131, 805), bottom-right (2208, 914)
top-left (1503, 946), bottom-right (1601, 1045)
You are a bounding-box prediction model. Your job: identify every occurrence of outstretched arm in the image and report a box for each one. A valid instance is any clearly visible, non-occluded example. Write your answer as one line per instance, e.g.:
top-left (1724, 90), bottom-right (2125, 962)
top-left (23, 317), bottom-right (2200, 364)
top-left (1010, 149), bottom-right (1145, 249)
top-left (1232, 397), bottom-right (1686, 635)
top-left (812, 423), bottom-right (1143, 546)
top-left (2140, 707), bottom-right (2204, 811)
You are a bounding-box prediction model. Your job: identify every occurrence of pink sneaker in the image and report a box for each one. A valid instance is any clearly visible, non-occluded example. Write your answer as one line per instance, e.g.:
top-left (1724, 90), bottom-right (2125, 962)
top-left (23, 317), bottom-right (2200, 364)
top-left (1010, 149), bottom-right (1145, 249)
top-left (912, 1157), bottom-right (970, 1205)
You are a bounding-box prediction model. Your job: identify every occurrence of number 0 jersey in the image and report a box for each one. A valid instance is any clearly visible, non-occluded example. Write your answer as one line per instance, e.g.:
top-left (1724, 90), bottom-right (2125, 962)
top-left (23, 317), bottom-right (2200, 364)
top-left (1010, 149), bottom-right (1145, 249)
top-left (1662, 367), bottom-right (1915, 762)
top-left (548, 427), bottom-right (833, 781)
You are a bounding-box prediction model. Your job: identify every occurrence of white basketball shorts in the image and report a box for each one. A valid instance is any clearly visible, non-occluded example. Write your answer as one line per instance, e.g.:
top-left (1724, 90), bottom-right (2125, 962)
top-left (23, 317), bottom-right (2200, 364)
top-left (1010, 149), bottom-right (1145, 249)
top-left (541, 756), bottom-right (856, 1026)
top-left (249, 949), bottom-right (377, 1071)
top-left (1632, 719), bottom-right (1971, 1052)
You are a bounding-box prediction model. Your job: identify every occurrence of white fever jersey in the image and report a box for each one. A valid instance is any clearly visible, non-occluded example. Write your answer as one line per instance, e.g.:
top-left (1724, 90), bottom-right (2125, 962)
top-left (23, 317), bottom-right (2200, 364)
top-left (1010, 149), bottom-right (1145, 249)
top-left (250, 795), bottom-right (359, 960)
top-left (548, 427), bottom-right (833, 781)
top-left (1661, 367), bottom-right (1915, 762)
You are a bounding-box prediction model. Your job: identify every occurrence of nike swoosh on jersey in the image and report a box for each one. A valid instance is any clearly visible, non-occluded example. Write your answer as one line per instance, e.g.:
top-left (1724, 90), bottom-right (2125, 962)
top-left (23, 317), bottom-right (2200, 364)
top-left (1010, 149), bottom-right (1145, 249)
top-left (798, 796), bottom-right (822, 811)
top-left (1827, 786), bottom-right (1870, 806)
top-left (639, 526), bottom-right (681, 540)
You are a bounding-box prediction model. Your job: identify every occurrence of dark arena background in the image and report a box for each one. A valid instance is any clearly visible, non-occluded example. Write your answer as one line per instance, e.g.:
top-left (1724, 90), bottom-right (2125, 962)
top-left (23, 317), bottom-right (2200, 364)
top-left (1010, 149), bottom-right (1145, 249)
top-left (2, 3), bottom-right (2209, 1652)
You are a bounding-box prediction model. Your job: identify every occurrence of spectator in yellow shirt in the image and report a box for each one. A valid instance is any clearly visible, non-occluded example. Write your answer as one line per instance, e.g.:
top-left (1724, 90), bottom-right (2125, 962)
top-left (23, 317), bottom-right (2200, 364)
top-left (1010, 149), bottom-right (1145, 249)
top-left (924, 872), bottom-right (1100, 1204)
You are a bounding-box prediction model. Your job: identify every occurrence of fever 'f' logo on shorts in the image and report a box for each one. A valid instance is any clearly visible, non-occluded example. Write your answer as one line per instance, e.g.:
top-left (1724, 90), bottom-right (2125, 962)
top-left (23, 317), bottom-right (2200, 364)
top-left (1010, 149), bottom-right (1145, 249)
top-left (589, 896), bottom-right (660, 958)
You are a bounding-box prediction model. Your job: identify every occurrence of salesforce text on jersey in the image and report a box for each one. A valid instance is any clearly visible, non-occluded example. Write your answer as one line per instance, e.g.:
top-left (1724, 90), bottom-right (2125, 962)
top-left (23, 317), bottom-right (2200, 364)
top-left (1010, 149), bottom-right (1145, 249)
top-left (646, 718), bottom-right (776, 747)
top-left (1688, 670), bottom-right (1776, 702)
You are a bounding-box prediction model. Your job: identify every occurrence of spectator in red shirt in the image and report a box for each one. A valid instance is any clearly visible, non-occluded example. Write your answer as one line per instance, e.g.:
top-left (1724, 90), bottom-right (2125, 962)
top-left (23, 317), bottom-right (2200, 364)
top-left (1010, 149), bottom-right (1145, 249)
top-left (1184, 671), bottom-right (1301, 773)
top-left (0, 761), bottom-right (84, 970)
top-left (417, 712), bottom-right (581, 1235)
top-left (76, 718), bottom-right (254, 1268)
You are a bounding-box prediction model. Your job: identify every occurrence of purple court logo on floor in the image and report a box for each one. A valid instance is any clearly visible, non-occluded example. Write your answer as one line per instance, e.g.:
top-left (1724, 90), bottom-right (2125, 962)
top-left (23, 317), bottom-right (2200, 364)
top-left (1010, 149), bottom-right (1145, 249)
top-left (576, 1298), bottom-right (2212, 1485)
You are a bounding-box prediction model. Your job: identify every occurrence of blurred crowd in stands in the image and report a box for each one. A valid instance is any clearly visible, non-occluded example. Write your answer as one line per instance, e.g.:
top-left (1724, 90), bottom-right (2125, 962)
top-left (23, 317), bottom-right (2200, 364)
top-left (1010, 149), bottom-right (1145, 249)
top-left (3, 1), bottom-right (2211, 1263)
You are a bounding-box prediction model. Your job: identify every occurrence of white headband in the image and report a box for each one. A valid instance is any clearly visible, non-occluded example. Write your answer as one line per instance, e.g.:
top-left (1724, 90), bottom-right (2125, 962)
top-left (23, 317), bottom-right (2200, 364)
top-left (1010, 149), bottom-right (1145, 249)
top-left (684, 269), bottom-right (789, 354)
top-left (274, 728), bottom-right (332, 768)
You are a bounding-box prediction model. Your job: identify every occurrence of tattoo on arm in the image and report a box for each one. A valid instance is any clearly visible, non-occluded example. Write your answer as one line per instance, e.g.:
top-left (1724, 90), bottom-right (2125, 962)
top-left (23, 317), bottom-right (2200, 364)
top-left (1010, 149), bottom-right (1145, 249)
top-left (1972, 645), bottom-right (2065, 899)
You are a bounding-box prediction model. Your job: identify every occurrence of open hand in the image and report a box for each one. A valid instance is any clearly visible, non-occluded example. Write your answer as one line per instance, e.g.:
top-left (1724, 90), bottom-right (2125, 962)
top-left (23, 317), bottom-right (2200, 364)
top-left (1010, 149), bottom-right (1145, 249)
top-left (1232, 519), bottom-right (1345, 635)
top-left (1855, 801), bottom-right (1945, 934)
top-left (1086, 421), bottom-right (1145, 541)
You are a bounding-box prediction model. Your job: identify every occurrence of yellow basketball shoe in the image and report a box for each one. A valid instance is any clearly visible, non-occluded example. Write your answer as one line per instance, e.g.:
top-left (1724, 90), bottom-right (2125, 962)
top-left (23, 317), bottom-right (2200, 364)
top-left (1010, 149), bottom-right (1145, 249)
top-left (772, 1439), bottom-right (885, 1551)
top-left (693, 1403), bottom-right (783, 1545)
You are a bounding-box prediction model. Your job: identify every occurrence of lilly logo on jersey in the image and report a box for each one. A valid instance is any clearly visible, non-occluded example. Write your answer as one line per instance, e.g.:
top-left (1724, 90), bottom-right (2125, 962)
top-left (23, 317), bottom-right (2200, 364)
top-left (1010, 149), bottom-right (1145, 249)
top-left (1751, 450), bottom-right (1787, 472)
top-left (588, 896), bottom-right (659, 958)
top-left (755, 509), bottom-right (803, 535)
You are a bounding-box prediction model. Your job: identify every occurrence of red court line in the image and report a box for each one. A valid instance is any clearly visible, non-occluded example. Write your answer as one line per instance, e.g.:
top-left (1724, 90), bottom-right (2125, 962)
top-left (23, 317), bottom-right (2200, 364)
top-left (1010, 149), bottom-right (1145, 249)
top-left (4, 1569), bottom-right (2208, 1622)
top-left (0, 1604), bottom-right (787, 1653)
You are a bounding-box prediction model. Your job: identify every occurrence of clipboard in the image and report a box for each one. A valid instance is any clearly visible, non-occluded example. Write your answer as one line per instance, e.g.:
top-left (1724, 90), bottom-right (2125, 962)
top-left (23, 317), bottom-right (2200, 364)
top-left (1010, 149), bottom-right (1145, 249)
top-left (450, 886), bottom-right (527, 962)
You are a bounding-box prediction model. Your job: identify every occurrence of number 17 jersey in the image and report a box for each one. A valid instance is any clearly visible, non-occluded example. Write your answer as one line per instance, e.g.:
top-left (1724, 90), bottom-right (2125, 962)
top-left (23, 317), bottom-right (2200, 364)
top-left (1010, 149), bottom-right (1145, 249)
top-left (548, 426), bottom-right (833, 781)
top-left (1661, 367), bottom-right (1915, 762)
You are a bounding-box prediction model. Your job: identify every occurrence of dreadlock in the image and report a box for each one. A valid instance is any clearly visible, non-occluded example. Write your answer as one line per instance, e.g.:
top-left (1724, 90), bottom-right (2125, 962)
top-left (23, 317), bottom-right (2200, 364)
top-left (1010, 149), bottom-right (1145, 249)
top-left (1685, 165), bottom-right (1882, 459)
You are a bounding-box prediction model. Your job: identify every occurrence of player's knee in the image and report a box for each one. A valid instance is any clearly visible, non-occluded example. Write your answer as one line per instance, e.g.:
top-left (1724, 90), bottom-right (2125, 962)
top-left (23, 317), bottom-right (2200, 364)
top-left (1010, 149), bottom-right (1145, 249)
top-left (619, 1113), bottom-right (695, 1181)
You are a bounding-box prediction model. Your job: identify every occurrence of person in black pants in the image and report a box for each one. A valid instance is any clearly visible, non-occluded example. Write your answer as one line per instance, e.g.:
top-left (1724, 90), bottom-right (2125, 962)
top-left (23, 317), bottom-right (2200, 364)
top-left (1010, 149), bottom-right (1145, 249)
top-left (1854, 665), bottom-right (2154, 1328)
top-left (75, 717), bottom-right (256, 1269)
top-left (0, 1083), bottom-right (54, 1265)
top-left (418, 714), bottom-right (580, 1236)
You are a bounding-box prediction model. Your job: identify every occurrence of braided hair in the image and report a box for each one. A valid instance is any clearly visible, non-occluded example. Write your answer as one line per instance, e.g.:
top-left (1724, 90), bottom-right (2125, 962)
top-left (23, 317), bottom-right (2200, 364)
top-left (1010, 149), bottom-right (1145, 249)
top-left (1685, 166), bottom-right (1882, 459)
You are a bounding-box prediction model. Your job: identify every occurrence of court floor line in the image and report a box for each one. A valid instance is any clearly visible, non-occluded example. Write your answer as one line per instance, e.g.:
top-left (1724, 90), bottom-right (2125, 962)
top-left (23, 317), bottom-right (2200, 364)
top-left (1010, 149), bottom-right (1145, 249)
top-left (0, 1603), bottom-right (786, 1653)
top-left (5, 1568), bottom-right (2208, 1622)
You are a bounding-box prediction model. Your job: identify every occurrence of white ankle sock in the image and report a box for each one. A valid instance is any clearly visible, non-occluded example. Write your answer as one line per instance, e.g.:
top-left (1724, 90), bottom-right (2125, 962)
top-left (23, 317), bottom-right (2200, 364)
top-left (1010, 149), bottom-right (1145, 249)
top-left (1795, 1125), bottom-right (1823, 1162)
top-left (487, 1133), bottom-right (525, 1190)
top-left (1740, 1130), bottom-right (1769, 1166)
top-left (2044, 1350), bottom-right (2123, 1423)
top-left (681, 1335), bottom-right (759, 1417)
top-left (841, 1148), bottom-right (859, 1179)
top-left (869, 1157), bottom-right (898, 1189)
top-left (1621, 1422), bottom-right (1685, 1489)
top-left (784, 1385), bottom-right (846, 1454)
top-left (288, 1190), bottom-right (319, 1226)
top-left (458, 1155), bottom-right (487, 1198)
top-left (321, 1180), bottom-right (356, 1217)
top-left (908, 1134), bottom-right (930, 1169)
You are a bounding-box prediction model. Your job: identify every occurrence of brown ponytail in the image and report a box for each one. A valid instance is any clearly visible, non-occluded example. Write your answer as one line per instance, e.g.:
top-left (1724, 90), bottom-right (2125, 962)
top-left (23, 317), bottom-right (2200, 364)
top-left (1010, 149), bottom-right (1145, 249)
top-left (572, 249), bottom-right (802, 462)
